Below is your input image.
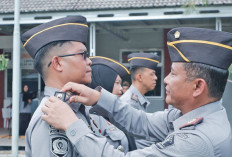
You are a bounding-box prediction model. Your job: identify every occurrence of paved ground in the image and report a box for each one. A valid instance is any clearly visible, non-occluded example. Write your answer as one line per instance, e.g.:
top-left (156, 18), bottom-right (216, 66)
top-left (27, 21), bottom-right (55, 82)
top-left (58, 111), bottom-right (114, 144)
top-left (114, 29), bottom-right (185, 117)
top-left (0, 128), bottom-right (25, 157)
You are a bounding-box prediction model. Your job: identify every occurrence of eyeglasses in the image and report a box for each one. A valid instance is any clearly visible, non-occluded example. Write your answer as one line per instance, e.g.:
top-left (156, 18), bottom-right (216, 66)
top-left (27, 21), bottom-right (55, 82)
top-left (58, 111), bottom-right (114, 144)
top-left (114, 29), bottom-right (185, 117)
top-left (48, 51), bottom-right (89, 67)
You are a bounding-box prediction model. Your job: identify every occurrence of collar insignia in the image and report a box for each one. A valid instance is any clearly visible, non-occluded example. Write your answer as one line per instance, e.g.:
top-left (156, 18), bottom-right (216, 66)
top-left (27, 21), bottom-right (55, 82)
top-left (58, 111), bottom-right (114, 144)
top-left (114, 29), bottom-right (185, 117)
top-left (179, 117), bottom-right (203, 130)
top-left (131, 93), bottom-right (138, 102)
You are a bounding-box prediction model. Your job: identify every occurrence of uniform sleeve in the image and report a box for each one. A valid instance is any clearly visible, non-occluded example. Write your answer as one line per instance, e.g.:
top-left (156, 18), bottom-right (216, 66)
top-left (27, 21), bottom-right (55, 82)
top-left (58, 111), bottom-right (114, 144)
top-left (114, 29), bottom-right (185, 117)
top-left (66, 122), bottom-right (214, 157)
top-left (90, 89), bottom-right (169, 141)
top-left (26, 114), bottom-right (52, 157)
top-left (26, 99), bottom-right (76, 157)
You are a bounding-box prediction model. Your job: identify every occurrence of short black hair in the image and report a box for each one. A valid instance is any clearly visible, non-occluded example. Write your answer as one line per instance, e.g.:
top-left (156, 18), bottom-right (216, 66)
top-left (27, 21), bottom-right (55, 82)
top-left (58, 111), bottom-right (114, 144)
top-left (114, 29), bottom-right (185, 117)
top-left (34, 41), bottom-right (70, 80)
top-left (130, 66), bottom-right (146, 81)
top-left (183, 62), bottom-right (228, 99)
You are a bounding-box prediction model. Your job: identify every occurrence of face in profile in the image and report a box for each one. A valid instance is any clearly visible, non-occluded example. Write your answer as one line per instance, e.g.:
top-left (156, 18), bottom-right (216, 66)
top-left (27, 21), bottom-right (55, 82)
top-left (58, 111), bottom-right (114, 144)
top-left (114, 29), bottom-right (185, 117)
top-left (112, 75), bottom-right (123, 97)
top-left (61, 41), bottom-right (92, 85)
top-left (140, 68), bottom-right (157, 92)
top-left (164, 62), bottom-right (194, 108)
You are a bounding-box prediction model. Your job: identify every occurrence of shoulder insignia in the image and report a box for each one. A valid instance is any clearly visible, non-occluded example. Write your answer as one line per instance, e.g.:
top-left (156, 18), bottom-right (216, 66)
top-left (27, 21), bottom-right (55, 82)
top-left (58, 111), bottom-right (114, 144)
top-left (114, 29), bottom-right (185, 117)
top-left (131, 93), bottom-right (138, 102)
top-left (108, 127), bottom-right (117, 131)
top-left (179, 117), bottom-right (203, 130)
top-left (156, 135), bottom-right (175, 149)
top-left (49, 125), bottom-right (65, 135)
top-left (51, 136), bottom-right (69, 157)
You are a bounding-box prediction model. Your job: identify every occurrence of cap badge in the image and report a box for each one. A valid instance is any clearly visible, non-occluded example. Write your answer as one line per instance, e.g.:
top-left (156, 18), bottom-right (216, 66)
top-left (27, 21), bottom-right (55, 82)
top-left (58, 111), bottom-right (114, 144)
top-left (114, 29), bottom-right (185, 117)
top-left (174, 31), bottom-right (180, 39)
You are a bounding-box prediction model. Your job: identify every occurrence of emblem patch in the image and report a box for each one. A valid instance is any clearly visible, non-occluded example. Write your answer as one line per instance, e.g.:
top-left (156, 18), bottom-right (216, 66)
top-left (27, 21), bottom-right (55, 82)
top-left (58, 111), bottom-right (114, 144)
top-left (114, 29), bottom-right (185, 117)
top-left (51, 137), bottom-right (69, 157)
top-left (131, 93), bottom-right (138, 102)
top-left (156, 135), bottom-right (174, 149)
top-left (49, 125), bottom-right (65, 135)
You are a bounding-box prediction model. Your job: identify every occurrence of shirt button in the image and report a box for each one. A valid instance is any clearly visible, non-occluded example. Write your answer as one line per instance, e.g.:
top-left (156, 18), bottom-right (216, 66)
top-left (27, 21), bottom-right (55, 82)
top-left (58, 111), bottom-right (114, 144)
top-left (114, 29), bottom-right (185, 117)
top-left (117, 145), bottom-right (124, 152)
top-left (70, 130), bottom-right (76, 136)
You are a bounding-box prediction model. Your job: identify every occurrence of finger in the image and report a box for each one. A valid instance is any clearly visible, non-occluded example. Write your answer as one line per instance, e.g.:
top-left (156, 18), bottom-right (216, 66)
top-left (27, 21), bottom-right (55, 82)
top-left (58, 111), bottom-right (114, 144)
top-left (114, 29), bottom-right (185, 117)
top-left (45, 99), bottom-right (54, 108)
top-left (69, 95), bottom-right (88, 105)
top-left (69, 95), bottom-right (79, 103)
top-left (69, 95), bottom-right (84, 103)
top-left (61, 82), bottom-right (82, 94)
top-left (41, 114), bottom-right (53, 125)
top-left (49, 96), bottom-right (60, 102)
top-left (41, 105), bottom-right (50, 115)
top-left (60, 82), bottom-right (74, 92)
top-left (41, 114), bottom-right (49, 121)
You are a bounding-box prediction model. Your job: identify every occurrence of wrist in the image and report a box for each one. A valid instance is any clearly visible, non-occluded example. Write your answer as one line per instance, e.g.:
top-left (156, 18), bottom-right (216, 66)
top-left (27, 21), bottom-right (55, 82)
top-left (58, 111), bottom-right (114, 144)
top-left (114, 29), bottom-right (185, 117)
top-left (64, 117), bottom-right (78, 131)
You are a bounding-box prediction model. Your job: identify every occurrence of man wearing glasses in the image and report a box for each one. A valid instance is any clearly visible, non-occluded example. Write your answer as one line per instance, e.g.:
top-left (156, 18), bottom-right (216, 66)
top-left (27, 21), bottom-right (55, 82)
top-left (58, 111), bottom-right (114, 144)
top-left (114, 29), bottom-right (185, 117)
top-left (21, 16), bottom-right (129, 157)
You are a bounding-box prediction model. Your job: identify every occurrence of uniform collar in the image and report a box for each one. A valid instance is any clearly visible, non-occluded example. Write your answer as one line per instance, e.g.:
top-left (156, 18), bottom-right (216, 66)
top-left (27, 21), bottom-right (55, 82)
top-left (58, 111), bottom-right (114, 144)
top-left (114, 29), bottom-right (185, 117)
top-left (44, 86), bottom-right (82, 113)
top-left (130, 85), bottom-right (150, 107)
top-left (173, 100), bottom-right (222, 131)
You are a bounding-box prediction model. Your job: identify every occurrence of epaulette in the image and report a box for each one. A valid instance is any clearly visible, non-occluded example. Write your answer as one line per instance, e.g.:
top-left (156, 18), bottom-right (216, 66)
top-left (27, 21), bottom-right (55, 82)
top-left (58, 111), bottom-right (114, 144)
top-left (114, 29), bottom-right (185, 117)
top-left (179, 117), bottom-right (203, 130)
top-left (131, 93), bottom-right (138, 102)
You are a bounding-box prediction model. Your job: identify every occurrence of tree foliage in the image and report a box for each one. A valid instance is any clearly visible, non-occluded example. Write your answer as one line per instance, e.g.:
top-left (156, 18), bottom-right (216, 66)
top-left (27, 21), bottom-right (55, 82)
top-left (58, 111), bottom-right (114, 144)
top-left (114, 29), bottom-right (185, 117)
top-left (183, 0), bottom-right (209, 14)
top-left (0, 54), bottom-right (9, 71)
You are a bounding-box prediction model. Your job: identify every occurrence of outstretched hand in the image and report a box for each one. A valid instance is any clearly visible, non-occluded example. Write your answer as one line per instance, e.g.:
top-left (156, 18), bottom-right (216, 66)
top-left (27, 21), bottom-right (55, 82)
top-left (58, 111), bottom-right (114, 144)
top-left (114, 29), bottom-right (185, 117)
top-left (61, 82), bottom-right (101, 106)
top-left (41, 96), bottom-right (78, 131)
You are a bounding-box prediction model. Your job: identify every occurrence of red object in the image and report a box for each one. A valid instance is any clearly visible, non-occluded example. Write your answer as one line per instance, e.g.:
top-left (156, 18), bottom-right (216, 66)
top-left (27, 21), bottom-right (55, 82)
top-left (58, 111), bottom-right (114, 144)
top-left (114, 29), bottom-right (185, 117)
top-left (179, 117), bottom-right (204, 129)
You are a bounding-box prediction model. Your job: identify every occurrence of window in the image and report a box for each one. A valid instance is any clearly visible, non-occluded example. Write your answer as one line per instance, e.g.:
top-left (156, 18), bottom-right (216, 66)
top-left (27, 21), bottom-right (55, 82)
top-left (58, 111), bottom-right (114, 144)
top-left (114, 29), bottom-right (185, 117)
top-left (5, 50), bottom-right (41, 98)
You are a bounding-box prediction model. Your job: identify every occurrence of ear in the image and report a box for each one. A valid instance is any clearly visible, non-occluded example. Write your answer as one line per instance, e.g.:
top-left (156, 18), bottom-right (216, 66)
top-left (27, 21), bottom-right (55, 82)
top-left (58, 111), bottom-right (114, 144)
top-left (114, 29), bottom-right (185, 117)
top-left (192, 78), bottom-right (207, 97)
top-left (50, 56), bottom-right (63, 72)
top-left (136, 73), bottom-right (143, 82)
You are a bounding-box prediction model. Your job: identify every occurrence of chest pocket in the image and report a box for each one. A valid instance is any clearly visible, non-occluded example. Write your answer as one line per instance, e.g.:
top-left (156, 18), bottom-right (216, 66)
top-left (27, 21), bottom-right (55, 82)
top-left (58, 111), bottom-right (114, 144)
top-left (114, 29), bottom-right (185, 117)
top-left (104, 127), bottom-right (129, 153)
top-left (105, 127), bottom-right (125, 141)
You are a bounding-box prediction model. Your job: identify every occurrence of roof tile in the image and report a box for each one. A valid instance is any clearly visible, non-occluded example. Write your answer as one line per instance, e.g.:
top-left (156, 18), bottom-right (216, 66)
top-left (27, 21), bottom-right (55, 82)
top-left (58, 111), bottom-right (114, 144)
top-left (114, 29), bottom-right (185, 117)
top-left (0, 0), bottom-right (232, 13)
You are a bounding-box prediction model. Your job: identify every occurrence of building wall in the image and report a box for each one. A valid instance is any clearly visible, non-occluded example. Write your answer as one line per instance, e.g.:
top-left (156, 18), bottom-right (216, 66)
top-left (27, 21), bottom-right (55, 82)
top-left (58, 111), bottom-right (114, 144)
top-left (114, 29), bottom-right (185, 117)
top-left (95, 29), bottom-right (166, 112)
top-left (0, 36), bottom-right (13, 49)
top-left (0, 49), bottom-right (4, 127)
top-left (96, 30), bottom-right (164, 60)
top-left (222, 81), bottom-right (232, 128)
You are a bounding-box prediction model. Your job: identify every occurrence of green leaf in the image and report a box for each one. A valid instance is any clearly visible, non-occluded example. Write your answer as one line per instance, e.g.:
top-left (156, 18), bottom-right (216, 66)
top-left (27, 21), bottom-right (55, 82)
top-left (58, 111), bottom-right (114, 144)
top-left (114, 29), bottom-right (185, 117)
top-left (0, 54), bottom-right (9, 71)
top-left (183, 0), bottom-right (209, 14)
